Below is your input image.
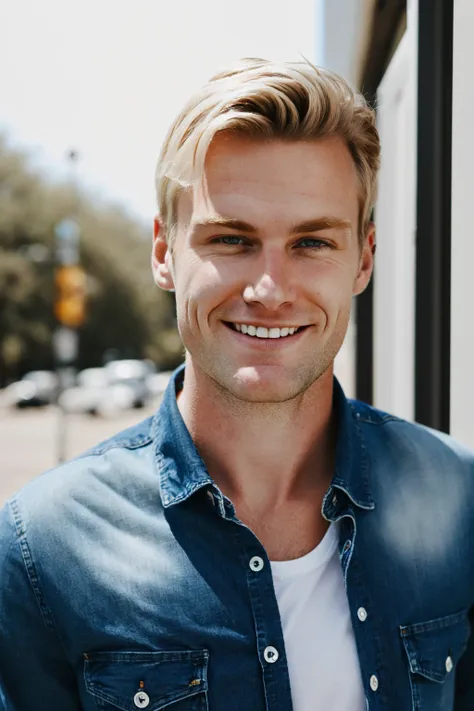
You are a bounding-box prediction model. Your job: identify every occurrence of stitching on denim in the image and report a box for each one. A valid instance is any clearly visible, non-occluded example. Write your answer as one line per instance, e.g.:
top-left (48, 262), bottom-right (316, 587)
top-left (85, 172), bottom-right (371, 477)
top-left (79, 434), bottom-right (153, 459)
top-left (349, 401), bottom-right (402, 426)
top-left (75, 418), bottom-right (154, 461)
top-left (400, 609), bottom-right (469, 636)
top-left (9, 498), bottom-right (73, 663)
top-left (85, 650), bottom-right (209, 663)
top-left (172, 480), bottom-right (213, 505)
top-left (351, 412), bottom-right (374, 507)
top-left (155, 422), bottom-right (213, 507)
top-left (83, 651), bottom-right (209, 708)
top-left (407, 663), bottom-right (419, 711)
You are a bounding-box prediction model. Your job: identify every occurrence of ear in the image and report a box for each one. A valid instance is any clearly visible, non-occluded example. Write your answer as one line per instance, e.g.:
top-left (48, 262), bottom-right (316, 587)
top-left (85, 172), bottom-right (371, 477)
top-left (152, 217), bottom-right (175, 291)
top-left (353, 222), bottom-right (376, 296)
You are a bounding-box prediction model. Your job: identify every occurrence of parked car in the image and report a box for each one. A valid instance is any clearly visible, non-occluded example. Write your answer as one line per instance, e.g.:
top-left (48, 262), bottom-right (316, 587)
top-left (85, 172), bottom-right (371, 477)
top-left (58, 366), bottom-right (134, 417)
top-left (103, 360), bottom-right (153, 409)
top-left (3, 371), bottom-right (59, 409)
top-left (59, 360), bottom-right (158, 416)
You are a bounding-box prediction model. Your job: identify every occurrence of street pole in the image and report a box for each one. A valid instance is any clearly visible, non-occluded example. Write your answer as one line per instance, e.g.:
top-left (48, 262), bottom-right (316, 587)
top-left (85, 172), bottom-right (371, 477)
top-left (53, 150), bottom-right (86, 464)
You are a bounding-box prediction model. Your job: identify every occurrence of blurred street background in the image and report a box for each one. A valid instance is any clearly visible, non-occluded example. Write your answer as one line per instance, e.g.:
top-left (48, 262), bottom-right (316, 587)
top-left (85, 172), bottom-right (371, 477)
top-left (1, 0), bottom-right (474, 506)
top-left (0, 402), bottom-right (159, 503)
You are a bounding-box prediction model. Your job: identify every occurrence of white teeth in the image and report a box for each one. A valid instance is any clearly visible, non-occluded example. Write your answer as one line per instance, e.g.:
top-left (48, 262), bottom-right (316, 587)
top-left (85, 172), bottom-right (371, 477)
top-left (233, 323), bottom-right (301, 339)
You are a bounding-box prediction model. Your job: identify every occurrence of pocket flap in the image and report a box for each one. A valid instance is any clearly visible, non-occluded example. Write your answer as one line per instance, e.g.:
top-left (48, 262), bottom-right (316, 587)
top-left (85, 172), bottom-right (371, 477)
top-left (84, 649), bottom-right (209, 711)
top-left (400, 610), bottom-right (470, 683)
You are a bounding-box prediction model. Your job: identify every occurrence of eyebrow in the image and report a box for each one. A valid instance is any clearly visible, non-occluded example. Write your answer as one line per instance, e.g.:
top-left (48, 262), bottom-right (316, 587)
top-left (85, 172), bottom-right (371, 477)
top-left (190, 216), bottom-right (351, 234)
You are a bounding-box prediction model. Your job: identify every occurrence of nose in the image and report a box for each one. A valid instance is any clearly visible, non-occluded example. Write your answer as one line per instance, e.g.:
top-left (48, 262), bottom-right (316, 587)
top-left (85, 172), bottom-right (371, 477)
top-left (242, 251), bottom-right (296, 310)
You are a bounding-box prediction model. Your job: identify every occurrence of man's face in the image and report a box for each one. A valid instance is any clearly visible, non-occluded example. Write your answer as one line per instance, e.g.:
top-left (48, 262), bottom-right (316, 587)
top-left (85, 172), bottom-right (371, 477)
top-left (153, 134), bottom-right (374, 402)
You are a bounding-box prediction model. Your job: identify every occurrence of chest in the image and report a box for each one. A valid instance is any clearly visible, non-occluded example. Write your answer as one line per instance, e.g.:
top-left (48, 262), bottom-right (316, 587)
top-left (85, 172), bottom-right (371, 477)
top-left (57, 497), bottom-right (472, 711)
top-left (233, 498), bottom-right (329, 561)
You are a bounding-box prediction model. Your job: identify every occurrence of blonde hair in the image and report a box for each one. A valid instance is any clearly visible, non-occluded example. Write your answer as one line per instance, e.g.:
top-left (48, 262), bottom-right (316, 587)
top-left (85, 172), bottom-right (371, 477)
top-left (156, 57), bottom-right (380, 246)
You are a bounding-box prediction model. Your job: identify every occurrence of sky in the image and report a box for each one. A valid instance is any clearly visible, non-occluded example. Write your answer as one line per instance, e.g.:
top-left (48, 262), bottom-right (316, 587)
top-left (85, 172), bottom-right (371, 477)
top-left (1, 0), bottom-right (321, 225)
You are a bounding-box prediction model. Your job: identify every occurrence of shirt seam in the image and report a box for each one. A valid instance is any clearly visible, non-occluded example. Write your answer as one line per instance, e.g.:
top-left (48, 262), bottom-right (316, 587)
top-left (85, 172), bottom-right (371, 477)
top-left (8, 497), bottom-right (76, 665)
top-left (77, 434), bottom-right (153, 459)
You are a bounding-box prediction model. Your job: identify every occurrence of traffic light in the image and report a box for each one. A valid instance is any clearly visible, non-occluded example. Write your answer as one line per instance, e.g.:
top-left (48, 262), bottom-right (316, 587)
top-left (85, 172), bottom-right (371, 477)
top-left (54, 265), bottom-right (87, 328)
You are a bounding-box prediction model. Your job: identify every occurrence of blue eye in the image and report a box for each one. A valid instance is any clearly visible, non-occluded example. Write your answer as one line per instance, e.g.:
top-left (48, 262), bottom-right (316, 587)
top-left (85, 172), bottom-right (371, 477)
top-left (215, 235), bottom-right (246, 245)
top-left (296, 238), bottom-right (329, 249)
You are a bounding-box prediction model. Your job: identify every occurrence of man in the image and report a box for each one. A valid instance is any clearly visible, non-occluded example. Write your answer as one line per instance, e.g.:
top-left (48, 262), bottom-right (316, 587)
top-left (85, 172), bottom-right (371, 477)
top-left (0, 58), bottom-right (473, 711)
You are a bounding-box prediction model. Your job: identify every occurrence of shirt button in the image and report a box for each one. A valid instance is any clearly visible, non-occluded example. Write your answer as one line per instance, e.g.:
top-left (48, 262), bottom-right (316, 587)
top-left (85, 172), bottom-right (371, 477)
top-left (369, 675), bottom-right (379, 692)
top-left (206, 491), bottom-right (214, 505)
top-left (357, 607), bottom-right (368, 622)
top-left (134, 691), bottom-right (150, 708)
top-left (249, 556), bottom-right (264, 572)
top-left (332, 493), bottom-right (338, 506)
top-left (445, 656), bottom-right (453, 673)
top-left (264, 646), bottom-right (279, 663)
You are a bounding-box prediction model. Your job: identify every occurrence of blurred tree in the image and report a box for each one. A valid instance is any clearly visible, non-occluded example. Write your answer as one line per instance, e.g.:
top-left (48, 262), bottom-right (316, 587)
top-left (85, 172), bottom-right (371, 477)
top-left (0, 136), bottom-right (182, 386)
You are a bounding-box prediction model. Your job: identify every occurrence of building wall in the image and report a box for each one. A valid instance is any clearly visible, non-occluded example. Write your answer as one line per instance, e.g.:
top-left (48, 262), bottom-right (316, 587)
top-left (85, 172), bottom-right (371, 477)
top-left (319, 0), bottom-right (369, 398)
top-left (372, 0), bottom-right (418, 420)
top-left (320, 0), bottom-right (369, 85)
top-left (450, 0), bottom-right (474, 448)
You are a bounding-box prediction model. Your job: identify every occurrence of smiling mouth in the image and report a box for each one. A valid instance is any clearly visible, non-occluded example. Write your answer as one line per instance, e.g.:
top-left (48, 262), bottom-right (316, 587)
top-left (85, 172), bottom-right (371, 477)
top-left (224, 322), bottom-right (309, 339)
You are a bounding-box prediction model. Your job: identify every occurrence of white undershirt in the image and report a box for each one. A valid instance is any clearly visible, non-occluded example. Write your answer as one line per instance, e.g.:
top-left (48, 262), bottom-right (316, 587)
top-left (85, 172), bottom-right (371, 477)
top-left (270, 524), bottom-right (366, 711)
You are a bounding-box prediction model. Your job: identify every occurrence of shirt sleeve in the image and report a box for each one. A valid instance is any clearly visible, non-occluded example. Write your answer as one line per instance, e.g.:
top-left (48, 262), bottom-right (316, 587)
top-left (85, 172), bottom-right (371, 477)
top-left (0, 500), bottom-right (82, 711)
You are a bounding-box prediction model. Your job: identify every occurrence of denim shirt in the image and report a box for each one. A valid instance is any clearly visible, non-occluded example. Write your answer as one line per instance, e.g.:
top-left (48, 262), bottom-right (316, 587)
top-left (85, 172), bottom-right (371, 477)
top-left (1, 365), bottom-right (474, 711)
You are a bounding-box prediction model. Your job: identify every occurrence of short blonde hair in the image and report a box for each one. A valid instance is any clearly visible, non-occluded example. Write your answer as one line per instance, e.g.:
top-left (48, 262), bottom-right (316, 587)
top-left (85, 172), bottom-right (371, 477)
top-left (156, 57), bottom-right (380, 246)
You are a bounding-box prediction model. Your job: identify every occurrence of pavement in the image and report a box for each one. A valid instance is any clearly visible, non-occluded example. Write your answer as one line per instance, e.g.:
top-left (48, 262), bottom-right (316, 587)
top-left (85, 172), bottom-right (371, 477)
top-left (0, 401), bottom-right (161, 506)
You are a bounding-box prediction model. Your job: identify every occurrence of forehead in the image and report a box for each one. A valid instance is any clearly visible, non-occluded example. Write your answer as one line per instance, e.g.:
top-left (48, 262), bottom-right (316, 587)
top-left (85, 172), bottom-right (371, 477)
top-left (176, 134), bottom-right (359, 229)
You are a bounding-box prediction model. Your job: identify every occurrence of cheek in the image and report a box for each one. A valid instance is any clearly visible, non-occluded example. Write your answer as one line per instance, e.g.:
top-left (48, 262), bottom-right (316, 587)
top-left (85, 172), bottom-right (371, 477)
top-left (307, 260), bottom-right (356, 302)
top-left (176, 258), bottom-right (239, 318)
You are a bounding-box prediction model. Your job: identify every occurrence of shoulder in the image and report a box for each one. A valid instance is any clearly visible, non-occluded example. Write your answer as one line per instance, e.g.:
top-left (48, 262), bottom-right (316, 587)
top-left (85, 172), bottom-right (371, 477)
top-left (0, 413), bottom-right (161, 548)
top-left (348, 398), bottom-right (474, 470)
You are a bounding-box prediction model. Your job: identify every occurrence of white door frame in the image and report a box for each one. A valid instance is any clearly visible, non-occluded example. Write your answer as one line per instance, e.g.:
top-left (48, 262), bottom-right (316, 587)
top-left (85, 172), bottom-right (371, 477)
top-left (373, 0), bottom-right (418, 419)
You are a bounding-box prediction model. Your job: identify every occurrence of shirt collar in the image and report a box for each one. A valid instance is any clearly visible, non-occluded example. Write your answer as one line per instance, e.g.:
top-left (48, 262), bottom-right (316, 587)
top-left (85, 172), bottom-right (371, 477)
top-left (322, 378), bottom-right (374, 516)
top-left (154, 365), bottom-right (374, 512)
top-left (153, 364), bottom-right (213, 508)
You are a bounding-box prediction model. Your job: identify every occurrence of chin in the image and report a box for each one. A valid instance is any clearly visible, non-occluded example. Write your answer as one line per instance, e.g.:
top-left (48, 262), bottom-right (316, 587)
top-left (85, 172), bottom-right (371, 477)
top-left (228, 368), bottom-right (306, 403)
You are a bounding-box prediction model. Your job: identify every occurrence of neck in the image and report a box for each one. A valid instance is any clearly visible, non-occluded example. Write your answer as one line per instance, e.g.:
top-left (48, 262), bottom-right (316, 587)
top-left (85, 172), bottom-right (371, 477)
top-left (177, 359), bottom-right (337, 511)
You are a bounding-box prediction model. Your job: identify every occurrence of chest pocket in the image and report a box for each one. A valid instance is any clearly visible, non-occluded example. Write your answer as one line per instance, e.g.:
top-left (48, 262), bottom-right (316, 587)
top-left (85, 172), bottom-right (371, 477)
top-left (400, 610), bottom-right (471, 711)
top-left (83, 649), bottom-right (209, 711)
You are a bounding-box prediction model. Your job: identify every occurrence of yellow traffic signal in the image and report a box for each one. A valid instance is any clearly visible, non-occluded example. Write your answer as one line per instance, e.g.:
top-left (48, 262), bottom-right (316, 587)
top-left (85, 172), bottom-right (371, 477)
top-left (54, 266), bottom-right (87, 328)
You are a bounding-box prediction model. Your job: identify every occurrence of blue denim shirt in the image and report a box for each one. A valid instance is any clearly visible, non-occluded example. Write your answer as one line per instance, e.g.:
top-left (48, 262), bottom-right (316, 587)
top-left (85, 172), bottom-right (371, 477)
top-left (1, 365), bottom-right (474, 711)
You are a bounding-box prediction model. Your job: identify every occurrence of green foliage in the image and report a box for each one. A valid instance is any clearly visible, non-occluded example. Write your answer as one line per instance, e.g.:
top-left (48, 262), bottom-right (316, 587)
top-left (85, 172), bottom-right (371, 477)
top-left (0, 136), bottom-right (182, 386)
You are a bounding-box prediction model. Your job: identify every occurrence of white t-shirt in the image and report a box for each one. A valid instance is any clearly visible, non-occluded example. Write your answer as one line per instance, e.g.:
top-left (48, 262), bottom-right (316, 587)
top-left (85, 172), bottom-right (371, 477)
top-left (270, 523), bottom-right (366, 710)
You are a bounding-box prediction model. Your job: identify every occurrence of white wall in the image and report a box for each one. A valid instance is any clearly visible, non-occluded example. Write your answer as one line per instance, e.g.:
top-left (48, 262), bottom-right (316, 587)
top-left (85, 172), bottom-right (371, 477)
top-left (450, 0), bottom-right (474, 448)
top-left (320, 0), bottom-right (366, 85)
top-left (373, 13), bottom-right (417, 420)
top-left (371, 0), bottom-right (418, 420)
top-left (320, 0), bottom-right (367, 398)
